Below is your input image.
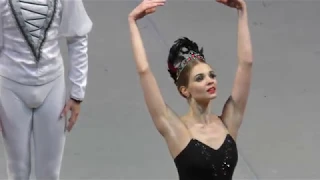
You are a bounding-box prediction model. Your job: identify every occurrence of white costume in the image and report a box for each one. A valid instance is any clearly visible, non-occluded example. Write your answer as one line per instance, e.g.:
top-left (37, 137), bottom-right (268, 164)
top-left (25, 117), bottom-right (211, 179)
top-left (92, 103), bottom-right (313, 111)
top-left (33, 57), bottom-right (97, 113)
top-left (0, 0), bottom-right (92, 179)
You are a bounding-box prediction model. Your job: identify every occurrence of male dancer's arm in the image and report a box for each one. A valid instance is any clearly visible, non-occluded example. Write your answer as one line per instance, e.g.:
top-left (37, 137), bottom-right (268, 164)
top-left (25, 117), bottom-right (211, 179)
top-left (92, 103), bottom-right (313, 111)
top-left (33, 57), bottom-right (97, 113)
top-left (60, 33), bottom-right (90, 132)
top-left (59, 0), bottom-right (92, 132)
top-left (66, 35), bottom-right (89, 103)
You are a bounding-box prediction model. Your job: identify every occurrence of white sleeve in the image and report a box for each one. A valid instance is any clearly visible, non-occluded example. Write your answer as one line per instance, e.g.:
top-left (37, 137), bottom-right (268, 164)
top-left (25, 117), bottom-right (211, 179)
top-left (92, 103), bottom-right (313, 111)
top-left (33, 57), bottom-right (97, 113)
top-left (66, 35), bottom-right (89, 101)
top-left (59, 0), bottom-right (93, 101)
top-left (59, 0), bottom-right (93, 37)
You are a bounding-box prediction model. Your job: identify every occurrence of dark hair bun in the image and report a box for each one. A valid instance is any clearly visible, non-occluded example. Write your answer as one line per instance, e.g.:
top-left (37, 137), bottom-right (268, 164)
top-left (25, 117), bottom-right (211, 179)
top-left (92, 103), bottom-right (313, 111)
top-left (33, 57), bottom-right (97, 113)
top-left (167, 37), bottom-right (204, 81)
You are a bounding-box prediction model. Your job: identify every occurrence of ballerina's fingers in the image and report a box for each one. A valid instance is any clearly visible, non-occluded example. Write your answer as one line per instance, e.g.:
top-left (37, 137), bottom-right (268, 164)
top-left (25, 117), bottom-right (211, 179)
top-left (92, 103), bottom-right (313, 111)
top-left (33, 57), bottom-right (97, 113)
top-left (144, 0), bottom-right (165, 9)
top-left (144, 0), bottom-right (166, 14)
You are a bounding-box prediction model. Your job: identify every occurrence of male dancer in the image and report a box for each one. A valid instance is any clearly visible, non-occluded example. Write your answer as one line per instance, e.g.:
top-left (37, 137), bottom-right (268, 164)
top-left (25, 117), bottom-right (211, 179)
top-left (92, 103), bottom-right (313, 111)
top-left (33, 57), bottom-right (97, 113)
top-left (0, 0), bottom-right (92, 179)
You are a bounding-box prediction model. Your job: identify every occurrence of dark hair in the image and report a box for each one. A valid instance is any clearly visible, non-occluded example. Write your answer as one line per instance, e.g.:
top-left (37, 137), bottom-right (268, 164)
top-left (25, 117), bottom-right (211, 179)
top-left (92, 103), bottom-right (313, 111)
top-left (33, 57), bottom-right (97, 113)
top-left (167, 37), bottom-right (205, 97)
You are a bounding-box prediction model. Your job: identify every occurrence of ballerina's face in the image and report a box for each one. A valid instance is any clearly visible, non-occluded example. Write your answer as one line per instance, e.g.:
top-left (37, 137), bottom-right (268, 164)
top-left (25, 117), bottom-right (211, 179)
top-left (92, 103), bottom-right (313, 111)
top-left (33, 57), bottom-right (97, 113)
top-left (180, 62), bottom-right (217, 102)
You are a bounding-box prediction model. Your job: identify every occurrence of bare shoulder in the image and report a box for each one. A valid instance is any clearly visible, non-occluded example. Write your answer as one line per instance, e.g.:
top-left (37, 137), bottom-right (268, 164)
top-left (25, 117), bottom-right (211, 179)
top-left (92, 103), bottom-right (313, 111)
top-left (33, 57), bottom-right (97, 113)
top-left (220, 96), bottom-right (243, 140)
top-left (163, 104), bottom-right (191, 139)
top-left (160, 104), bottom-right (192, 159)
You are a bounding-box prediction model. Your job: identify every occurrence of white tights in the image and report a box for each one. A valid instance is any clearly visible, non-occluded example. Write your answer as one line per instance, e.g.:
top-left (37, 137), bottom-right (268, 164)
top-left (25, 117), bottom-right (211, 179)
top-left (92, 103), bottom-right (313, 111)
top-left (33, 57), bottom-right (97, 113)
top-left (0, 74), bottom-right (67, 180)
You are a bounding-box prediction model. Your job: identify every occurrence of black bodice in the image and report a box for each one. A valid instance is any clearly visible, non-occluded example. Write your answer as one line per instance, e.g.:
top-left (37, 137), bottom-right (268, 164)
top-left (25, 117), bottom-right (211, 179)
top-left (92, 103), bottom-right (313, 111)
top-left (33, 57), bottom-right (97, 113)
top-left (174, 134), bottom-right (238, 180)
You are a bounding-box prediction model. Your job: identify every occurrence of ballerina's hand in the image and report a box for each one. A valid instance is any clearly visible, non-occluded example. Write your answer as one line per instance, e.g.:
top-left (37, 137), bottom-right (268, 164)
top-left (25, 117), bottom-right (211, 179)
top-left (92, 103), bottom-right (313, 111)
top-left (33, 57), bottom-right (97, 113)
top-left (216, 0), bottom-right (246, 10)
top-left (128, 0), bottom-right (166, 21)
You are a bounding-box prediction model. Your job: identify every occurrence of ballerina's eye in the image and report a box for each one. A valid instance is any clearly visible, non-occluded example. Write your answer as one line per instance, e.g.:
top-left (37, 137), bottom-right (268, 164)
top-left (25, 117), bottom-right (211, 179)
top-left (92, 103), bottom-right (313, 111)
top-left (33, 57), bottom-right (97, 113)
top-left (194, 74), bottom-right (205, 82)
top-left (209, 71), bottom-right (216, 79)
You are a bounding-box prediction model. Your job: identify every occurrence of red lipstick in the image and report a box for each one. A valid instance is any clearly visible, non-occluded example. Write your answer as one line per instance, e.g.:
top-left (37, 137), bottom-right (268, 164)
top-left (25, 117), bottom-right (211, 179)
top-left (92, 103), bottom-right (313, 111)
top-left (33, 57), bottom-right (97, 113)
top-left (207, 87), bottom-right (216, 94)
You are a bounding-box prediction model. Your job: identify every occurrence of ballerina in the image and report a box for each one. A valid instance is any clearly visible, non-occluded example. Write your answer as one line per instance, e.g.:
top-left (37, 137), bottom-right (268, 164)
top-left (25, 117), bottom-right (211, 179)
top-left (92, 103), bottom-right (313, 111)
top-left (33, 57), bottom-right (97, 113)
top-left (128, 0), bottom-right (253, 179)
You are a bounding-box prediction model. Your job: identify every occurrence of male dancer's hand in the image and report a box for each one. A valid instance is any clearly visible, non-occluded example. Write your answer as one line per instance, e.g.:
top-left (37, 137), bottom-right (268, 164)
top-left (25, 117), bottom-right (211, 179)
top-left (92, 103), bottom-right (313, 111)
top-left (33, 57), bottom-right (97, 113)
top-left (60, 98), bottom-right (81, 132)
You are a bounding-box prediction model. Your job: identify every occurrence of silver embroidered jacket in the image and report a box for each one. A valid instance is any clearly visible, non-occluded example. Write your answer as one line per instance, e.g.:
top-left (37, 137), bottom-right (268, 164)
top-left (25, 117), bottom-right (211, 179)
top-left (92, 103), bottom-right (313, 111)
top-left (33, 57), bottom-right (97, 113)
top-left (0, 0), bottom-right (93, 101)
